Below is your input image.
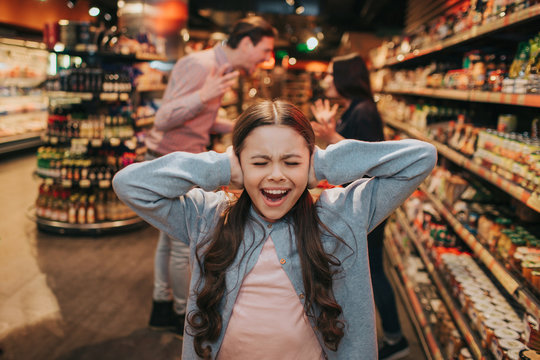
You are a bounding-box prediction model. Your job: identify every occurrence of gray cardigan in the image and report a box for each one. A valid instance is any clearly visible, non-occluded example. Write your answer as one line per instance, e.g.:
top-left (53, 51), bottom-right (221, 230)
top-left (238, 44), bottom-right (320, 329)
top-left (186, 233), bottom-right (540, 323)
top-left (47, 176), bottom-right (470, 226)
top-left (113, 139), bottom-right (437, 359)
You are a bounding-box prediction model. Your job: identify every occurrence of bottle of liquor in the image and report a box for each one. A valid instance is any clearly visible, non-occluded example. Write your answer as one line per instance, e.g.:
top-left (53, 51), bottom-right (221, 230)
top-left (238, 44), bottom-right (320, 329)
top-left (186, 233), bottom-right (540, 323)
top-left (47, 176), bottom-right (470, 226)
top-left (68, 195), bottom-right (78, 224)
top-left (77, 195), bottom-right (87, 224)
top-left (87, 195), bottom-right (96, 224)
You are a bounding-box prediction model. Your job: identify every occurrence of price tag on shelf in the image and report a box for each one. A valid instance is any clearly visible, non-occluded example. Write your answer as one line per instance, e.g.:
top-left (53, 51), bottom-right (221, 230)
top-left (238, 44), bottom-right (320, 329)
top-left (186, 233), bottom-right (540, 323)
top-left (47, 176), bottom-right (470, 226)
top-left (491, 264), bottom-right (519, 294)
top-left (528, 193), bottom-right (540, 213)
top-left (91, 139), bottom-right (103, 147)
top-left (79, 179), bottom-right (91, 188)
top-left (50, 136), bottom-right (58, 145)
top-left (119, 93), bottom-right (130, 101)
top-left (109, 138), bottom-right (121, 147)
top-left (100, 93), bottom-right (118, 101)
top-left (45, 178), bottom-right (54, 185)
top-left (62, 179), bottom-right (72, 187)
top-left (99, 180), bottom-right (111, 188)
top-left (124, 138), bottom-right (137, 150)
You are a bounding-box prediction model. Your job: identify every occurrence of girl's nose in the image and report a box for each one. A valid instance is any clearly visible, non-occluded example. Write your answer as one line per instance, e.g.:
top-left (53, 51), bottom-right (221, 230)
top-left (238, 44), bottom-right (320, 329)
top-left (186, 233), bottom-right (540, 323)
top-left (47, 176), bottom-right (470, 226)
top-left (267, 164), bottom-right (285, 182)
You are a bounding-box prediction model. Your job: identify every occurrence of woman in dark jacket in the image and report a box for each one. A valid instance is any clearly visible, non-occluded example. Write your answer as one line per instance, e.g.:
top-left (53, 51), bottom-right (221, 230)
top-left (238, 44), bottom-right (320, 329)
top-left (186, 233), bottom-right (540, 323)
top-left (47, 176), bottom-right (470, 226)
top-left (311, 53), bottom-right (410, 360)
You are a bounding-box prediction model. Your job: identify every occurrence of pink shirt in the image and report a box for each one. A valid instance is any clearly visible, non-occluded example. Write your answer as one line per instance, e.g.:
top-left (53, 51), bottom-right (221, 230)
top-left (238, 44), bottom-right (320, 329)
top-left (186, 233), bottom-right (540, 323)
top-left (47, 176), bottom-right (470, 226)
top-left (217, 236), bottom-right (324, 360)
top-left (145, 45), bottom-right (229, 154)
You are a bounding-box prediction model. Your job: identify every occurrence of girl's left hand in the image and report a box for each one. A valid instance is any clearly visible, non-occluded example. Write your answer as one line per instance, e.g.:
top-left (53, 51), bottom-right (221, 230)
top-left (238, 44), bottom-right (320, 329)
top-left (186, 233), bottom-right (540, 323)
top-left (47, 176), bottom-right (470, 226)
top-left (226, 146), bottom-right (243, 189)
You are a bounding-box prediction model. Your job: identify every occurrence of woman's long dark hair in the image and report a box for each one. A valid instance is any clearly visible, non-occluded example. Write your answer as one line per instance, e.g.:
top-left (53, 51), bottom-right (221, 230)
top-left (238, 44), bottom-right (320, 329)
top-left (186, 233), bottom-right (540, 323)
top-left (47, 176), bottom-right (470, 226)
top-left (332, 53), bottom-right (373, 101)
top-left (188, 100), bottom-right (346, 359)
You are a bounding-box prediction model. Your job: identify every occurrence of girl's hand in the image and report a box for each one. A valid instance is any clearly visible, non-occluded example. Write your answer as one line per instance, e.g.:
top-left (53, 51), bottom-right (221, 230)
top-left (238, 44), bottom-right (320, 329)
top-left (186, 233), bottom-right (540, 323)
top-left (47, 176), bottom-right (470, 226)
top-left (308, 147), bottom-right (320, 189)
top-left (226, 146), bottom-right (243, 189)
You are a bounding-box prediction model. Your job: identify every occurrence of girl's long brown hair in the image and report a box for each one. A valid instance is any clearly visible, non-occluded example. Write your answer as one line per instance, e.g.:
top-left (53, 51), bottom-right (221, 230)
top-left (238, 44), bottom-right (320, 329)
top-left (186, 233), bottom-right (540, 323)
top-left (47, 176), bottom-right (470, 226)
top-left (187, 100), bottom-right (345, 359)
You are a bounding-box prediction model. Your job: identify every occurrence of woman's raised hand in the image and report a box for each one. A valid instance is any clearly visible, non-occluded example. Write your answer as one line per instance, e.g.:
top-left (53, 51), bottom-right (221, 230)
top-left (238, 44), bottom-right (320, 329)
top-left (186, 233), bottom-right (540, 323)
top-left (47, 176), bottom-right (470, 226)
top-left (310, 99), bottom-right (341, 144)
top-left (226, 146), bottom-right (244, 189)
top-left (310, 98), bottom-right (338, 125)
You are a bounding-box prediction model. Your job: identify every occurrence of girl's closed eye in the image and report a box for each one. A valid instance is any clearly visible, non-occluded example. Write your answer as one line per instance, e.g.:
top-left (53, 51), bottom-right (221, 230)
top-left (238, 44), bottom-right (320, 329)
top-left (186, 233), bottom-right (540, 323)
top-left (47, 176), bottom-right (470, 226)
top-left (253, 162), bottom-right (268, 166)
top-left (285, 161), bottom-right (300, 166)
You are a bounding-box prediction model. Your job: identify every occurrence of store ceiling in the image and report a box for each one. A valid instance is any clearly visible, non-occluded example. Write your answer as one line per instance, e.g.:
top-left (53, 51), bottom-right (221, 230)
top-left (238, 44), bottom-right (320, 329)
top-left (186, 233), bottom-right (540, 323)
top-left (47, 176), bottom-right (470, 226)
top-left (189, 0), bottom-right (406, 60)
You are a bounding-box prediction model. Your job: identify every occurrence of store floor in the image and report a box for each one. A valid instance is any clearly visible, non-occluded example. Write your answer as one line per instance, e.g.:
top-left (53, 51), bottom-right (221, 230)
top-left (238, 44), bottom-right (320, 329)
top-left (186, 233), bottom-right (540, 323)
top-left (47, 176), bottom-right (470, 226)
top-left (0, 150), bottom-right (425, 360)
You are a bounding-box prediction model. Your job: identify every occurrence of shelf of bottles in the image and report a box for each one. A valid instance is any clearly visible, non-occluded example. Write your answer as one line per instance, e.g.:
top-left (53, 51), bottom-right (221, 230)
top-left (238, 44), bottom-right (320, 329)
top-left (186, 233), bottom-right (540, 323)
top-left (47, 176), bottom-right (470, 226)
top-left (394, 208), bottom-right (487, 359)
top-left (34, 51), bottom-right (149, 234)
top-left (419, 183), bottom-right (540, 323)
top-left (384, 221), bottom-right (446, 360)
top-left (383, 116), bottom-right (540, 213)
top-left (374, 3), bottom-right (540, 69)
top-left (380, 88), bottom-right (540, 108)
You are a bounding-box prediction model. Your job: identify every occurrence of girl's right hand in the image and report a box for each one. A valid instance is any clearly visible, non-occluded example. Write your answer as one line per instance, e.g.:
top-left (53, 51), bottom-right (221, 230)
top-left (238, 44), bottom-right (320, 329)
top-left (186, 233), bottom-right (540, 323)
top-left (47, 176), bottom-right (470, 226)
top-left (308, 146), bottom-right (320, 189)
top-left (226, 146), bottom-right (244, 189)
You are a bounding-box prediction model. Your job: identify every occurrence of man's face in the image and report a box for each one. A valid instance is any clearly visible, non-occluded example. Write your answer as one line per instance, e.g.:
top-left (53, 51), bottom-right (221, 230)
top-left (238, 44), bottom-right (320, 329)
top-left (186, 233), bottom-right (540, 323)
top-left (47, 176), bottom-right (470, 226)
top-left (241, 36), bottom-right (274, 75)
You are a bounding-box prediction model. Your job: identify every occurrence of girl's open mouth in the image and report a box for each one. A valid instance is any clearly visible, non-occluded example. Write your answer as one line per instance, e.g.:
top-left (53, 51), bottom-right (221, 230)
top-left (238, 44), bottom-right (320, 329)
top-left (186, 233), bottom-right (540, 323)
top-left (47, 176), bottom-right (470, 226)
top-left (261, 189), bottom-right (290, 205)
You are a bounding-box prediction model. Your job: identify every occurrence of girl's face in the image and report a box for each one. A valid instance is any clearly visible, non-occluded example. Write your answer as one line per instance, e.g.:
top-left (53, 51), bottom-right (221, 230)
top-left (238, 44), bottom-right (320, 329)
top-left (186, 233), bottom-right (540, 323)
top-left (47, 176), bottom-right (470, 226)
top-left (322, 62), bottom-right (340, 98)
top-left (239, 124), bottom-right (311, 222)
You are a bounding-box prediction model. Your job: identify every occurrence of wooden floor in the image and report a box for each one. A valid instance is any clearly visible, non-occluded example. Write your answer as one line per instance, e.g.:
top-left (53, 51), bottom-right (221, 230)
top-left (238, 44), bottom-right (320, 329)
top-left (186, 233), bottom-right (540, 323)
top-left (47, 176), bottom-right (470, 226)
top-left (0, 150), bottom-right (425, 360)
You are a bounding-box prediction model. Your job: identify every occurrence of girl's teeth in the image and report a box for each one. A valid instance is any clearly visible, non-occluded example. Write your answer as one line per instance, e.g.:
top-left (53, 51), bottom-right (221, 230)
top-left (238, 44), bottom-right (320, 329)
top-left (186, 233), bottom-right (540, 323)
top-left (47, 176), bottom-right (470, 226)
top-left (266, 189), bottom-right (286, 195)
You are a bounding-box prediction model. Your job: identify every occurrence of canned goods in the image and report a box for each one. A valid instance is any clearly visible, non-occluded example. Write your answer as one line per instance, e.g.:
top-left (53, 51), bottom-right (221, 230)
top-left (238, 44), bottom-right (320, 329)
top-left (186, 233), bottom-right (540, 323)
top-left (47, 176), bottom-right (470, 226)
top-left (482, 318), bottom-right (509, 347)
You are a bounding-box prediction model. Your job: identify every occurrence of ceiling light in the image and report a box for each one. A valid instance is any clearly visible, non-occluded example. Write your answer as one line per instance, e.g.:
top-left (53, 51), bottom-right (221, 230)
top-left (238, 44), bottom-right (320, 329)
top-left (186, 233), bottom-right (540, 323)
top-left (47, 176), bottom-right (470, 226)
top-left (66, 0), bottom-right (77, 8)
top-left (104, 13), bottom-right (112, 21)
top-left (89, 7), bottom-right (100, 16)
top-left (288, 57), bottom-right (297, 66)
top-left (306, 37), bottom-right (318, 50)
top-left (117, 0), bottom-right (125, 8)
top-left (285, 0), bottom-right (294, 5)
top-left (295, 6), bottom-right (305, 14)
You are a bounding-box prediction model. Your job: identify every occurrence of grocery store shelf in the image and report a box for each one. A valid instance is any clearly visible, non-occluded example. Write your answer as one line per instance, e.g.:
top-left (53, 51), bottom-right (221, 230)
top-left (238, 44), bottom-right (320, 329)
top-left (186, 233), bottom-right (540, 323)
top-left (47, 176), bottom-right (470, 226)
top-left (0, 131), bottom-right (44, 155)
top-left (46, 91), bottom-right (131, 102)
top-left (30, 208), bottom-right (146, 236)
top-left (51, 49), bottom-right (167, 62)
top-left (381, 3), bottom-right (540, 67)
top-left (381, 88), bottom-right (540, 108)
top-left (419, 185), bottom-right (540, 323)
top-left (384, 117), bottom-right (540, 213)
top-left (385, 225), bottom-right (444, 360)
top-left (35, 174), bottom-right (112, 189)
top-left (394, 208), bottom-right (486, 360)
top-left (136, 85), bottom-right (166, 93)
top-left (0, 109), bottom-right (48, 117)
top-left (134, 116), bottom-right (155, 127)
top-left (42, 135), bottom-right (138, 150)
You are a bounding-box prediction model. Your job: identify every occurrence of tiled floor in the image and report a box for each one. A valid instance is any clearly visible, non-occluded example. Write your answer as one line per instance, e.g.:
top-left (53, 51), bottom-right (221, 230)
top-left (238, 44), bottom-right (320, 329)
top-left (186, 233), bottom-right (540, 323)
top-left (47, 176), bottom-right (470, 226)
top-left (0, 150), bottom-right (425, 360)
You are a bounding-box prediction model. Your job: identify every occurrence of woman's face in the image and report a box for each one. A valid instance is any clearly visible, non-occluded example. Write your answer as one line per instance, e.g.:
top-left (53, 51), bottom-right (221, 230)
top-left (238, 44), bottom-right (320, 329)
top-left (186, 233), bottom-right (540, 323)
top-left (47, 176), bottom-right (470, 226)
top-left (239, 124), bottom-right (311, 222)
top-left (322, 62), bottom-right (340, 98)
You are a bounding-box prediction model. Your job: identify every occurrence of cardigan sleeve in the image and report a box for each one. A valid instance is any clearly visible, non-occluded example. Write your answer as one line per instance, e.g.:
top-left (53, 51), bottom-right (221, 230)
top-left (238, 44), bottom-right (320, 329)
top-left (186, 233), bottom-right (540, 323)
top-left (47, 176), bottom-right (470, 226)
top-left (314, 139), bottom-right (436, 233)
top-left (112, 151), bottom-right (231, 244)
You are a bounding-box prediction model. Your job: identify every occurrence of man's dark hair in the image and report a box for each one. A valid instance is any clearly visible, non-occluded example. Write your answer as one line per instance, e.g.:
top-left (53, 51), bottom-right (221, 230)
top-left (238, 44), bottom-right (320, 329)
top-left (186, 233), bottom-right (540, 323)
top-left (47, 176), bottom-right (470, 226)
top-left (227, 16), bottom-right (277, 49)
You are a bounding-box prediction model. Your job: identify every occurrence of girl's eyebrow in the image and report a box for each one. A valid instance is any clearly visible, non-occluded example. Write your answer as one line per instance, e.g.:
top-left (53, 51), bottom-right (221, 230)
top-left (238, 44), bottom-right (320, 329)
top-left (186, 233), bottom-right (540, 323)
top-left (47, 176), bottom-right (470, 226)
top-left (250, 153), bottom-right (302, 160)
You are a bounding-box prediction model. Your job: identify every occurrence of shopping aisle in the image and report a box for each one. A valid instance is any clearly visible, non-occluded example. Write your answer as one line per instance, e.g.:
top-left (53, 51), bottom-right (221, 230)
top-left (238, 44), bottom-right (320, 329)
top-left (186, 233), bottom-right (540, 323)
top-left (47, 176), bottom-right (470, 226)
top-left (0, 151), bottom-right (425, 360)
